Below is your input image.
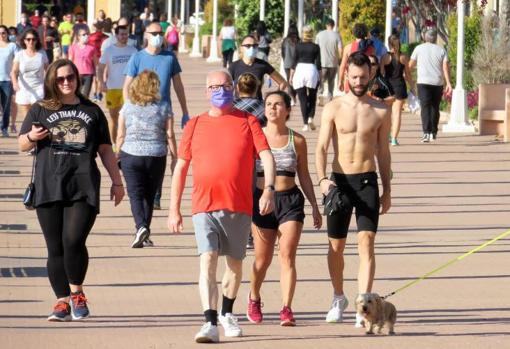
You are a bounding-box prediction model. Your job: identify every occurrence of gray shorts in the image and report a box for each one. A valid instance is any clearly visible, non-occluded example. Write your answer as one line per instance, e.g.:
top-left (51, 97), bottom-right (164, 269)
top-left (192, 210), bottom-right (251, 260)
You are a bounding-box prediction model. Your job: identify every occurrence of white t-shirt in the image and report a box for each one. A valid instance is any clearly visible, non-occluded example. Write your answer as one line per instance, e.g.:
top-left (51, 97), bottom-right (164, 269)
top-left (100, 44), bottom-right (138, 89)
top-left (101, 36), bottom-right (137, 53)
top-left (14, 50), bottom-right (48, 89)
top-left (220, 26), bottom-right (235, 40)
top-left (410, 42), bottom-right (448, 86)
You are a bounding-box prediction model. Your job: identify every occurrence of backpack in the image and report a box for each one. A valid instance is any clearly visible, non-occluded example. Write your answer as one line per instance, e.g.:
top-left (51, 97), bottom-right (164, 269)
top-left (167, 27), bottom-right (179, 46)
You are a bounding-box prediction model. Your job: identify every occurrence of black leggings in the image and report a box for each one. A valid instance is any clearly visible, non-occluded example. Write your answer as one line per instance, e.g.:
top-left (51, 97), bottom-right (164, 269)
top-left (295, 87), bottom-right (318, 125)
top-left (120, 152), bottom-right (167, 230)
top-left (284, 68), bottom-right (297, 100)
top-left (80, 74), bottom-right (93, 98)
top-left (36, 200), bottom-right (97, 298)
top-left (222, 49), bottom-right (234, 68)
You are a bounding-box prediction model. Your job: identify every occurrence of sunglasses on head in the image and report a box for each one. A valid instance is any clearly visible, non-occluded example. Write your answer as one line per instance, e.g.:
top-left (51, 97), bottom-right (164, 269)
top-left (147, 31), bottom-right (163, 36)
top-left (56, 74), bottom-right (76, 84)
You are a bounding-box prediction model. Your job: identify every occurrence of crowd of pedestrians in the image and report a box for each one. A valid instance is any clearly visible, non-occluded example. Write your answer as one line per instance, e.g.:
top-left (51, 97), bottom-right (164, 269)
top-left (2, 8), bottom-right (456, 344)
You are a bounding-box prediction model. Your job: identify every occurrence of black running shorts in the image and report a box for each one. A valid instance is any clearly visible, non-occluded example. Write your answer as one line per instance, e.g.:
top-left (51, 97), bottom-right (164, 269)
top-left (253, 186), bottom-right (305, 230)
top-left (326, 172), bottom-right (380, 239)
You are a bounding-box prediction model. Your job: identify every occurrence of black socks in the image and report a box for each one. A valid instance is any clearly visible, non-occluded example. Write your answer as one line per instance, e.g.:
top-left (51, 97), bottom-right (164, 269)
top-left (204, 309), bottom-right (218, 326)
top-left (221, 296), bottom-right (236, 316)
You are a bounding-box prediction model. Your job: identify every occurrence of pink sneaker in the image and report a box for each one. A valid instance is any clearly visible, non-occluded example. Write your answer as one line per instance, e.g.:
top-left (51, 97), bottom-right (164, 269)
top-left (246, 294), bottom-right (263, 324)
top-left (280, 306), bottom-right (296, 326)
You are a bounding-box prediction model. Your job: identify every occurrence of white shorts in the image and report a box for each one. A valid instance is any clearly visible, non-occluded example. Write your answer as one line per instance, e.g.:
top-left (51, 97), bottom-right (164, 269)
top-left (15, 86), bottom-right (44, 105)
top-left (292, 63), bottom-right (320, 90)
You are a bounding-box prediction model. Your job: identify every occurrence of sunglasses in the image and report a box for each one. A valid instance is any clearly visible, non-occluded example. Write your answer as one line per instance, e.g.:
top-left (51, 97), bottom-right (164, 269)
top-left (56, 74), bottom-right (76, 84)
top-left (241, 44), bottom-right (258, 48)
top-left (25, 37), bottom-right (37, 42)
top-left (147, 31), bottom-right (163, 36)
top-left (0, 32), bottom-right (7, 35)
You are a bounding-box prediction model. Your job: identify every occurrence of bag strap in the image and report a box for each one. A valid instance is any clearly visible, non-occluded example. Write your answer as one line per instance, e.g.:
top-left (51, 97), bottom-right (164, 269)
top-left (30, 145), bottom-right (37, 184)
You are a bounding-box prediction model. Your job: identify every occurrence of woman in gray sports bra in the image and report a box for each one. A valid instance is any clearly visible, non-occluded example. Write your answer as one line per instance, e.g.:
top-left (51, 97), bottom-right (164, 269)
top-left (247, 91), bottom-right (321, 327)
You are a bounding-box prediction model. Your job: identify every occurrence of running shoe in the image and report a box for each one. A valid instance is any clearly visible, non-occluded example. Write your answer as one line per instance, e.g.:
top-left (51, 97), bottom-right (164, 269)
top-left (246, 294), bottom-right (263, 324)
top-left (302, 125), bottom-right (309, 132)
top-left (421, 134), bottom-right (430, 143)
top-left (1, 129), bottom-right (8, 137)
top-left (390, 137), bottom-right (399, 146)
top-left (429, 133), bottom-right (437, 141)
top-left (47, 301), bottom-right (71, 322)
top-left (307, 118), bottom-right (316, 130)
top-left (153, 198), bottom-right (161, 210)
top-left (279, 306), bottom-right (296, 326)
top-left (218, 313), bottom-right (243, 337)
top-left (194, 322), bottom-right (219, 343)
top-left (70, 291), bottom-right (89, 320)
top-left (143, 237), bottom-right (154, 247)
top-left (246, 234), bottom-right (254, 249)
top-left (10, 124), bottom-right (17, 133)
top-left (325, 294), bottom-right (349, 323)
top-left (132, 226), bottom-right (149, 248)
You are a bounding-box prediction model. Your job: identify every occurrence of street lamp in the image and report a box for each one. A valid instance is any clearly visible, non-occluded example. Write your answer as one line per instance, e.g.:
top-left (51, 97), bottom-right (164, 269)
top-left (443, 0), bottom-right (475, 133)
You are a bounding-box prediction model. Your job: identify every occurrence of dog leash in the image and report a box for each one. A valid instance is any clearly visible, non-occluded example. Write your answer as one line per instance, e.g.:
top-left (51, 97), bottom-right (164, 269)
top-left (382, 228), bottom-right (510, 300)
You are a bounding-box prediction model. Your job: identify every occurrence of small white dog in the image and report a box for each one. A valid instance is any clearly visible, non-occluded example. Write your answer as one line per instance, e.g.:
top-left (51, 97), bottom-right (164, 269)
top-left (355, 293), bottom-right (397, 335)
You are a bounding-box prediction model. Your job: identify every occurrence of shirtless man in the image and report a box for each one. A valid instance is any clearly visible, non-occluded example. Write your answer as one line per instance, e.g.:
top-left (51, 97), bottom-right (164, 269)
top-left (315, 51), bottom-right (391, 326)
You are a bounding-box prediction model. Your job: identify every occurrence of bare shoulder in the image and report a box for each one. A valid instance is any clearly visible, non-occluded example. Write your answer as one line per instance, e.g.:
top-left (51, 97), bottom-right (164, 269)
top-left (322, 96), bottom-right (344, 119)
top-left (366, 97), bottom-right (390, 119)
top-left (292, 130), bottom-right (307, 147)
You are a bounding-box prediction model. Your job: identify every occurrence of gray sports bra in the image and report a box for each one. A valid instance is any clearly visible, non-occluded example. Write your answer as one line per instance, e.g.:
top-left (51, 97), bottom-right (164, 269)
top-left (256, 129), bottom-right (297, 177)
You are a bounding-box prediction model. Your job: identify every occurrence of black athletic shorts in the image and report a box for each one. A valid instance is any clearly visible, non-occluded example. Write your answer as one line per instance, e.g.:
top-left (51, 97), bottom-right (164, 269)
top-left (252, 186), bottom-right (305, 230)
top-left (326, 172), bottom-right (380, 239)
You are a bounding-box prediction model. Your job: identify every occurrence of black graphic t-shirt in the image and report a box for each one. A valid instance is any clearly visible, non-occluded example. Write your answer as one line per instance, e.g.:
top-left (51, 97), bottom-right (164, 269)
top-left (20, 98), bottom-right (111, 212)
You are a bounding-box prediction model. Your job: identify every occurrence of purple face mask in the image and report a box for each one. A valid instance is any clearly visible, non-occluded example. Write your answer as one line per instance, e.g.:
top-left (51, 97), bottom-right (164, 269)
top-left (210, 87), bottom-right (234, 108)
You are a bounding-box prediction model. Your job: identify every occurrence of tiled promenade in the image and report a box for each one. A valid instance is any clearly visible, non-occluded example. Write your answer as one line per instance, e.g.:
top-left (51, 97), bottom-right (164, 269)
top-left (1, 55), bottom-right (509, 348)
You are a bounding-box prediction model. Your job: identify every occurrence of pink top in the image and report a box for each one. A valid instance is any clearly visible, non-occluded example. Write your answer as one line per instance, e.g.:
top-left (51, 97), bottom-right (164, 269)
top-left (69, 44), bottom-right (96, 75)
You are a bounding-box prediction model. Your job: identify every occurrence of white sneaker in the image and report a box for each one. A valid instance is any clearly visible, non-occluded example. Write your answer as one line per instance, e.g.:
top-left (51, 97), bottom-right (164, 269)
top-left (355, 312), bottom-right (365, 328)
top-left (325, 294), bottom-right (349, 323)
top-left (194, 322), bottom-right (219, 343)
top-left (307, 118), bottom-right (316, 130)
top-left (131, 227), bottom-right (149, 248)
top-left (302, 125), bottom-right (309, 132)
top-left (218, 313), bottom-right (243, 337)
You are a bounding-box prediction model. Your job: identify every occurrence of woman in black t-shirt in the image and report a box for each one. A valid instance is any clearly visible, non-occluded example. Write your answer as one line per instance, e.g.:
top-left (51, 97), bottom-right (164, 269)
top-left (18, 59), bottom-right (125, 322)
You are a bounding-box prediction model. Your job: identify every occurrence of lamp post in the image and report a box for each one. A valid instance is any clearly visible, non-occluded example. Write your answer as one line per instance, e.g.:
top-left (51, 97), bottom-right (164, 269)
top-left (179, 0), bottom-right (188, 52)
top-left (332, 0), bottom-right (339, 30)
top-left (167, 0), bottom-right (173, 21)
top-left (207, 0), bottom-right (221, 62)
top-left (190, 0), bottom-right (202, 57)
top-left (260, 0), bottom-right (265, 21)
top-left (443, 0), bottom-right (475, 133)
top-left (298, 0), bottom-right (304, 34)
top-left (385, 0), bottom-right (393, 45)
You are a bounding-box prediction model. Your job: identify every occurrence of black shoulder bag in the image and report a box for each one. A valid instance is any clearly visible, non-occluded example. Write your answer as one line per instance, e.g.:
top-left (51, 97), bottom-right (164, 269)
top-left (23, 147), bottom-right (36, 210)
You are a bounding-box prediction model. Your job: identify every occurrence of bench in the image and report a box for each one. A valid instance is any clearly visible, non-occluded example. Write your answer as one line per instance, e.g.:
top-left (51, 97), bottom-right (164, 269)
top-left (478, 83), bottom-right (510, 142)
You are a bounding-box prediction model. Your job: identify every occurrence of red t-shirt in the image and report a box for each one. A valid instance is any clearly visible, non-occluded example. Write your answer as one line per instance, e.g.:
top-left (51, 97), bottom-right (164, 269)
top-left (88, 32), bottom-right (108, 58)
top-left (178, 109), bottom-right (270, 216)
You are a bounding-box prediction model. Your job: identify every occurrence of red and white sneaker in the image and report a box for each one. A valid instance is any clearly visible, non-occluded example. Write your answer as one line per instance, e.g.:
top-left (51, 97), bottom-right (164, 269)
top-left (280, 306), bottom-right (296, 326)
top-left (246, 294), bottom-right (263, 324)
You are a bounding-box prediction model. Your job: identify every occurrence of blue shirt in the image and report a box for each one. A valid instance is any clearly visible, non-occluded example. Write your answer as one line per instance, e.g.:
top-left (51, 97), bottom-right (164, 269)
top-left (120, 101), bottom-right (171, 157)
top-left (372, 38), bottom-right (388, 61)
top-left (124, 49), bottom-right (182, 110)
top-left (0, 43), bottom-right (17, 81)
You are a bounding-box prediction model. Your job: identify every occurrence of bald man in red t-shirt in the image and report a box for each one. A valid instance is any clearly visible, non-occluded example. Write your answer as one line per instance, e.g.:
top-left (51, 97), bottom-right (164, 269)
top-left (168, 70), bottom-right (275, 343)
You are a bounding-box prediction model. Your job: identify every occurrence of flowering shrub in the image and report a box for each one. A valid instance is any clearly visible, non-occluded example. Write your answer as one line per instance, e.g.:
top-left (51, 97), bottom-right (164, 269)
top-left (442, 89), bottom-right (479, 119)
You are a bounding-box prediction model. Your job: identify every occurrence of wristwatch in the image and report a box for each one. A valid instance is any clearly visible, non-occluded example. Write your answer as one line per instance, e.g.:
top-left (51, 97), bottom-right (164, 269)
top-left (264, 185), bottom-right (275, 192)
